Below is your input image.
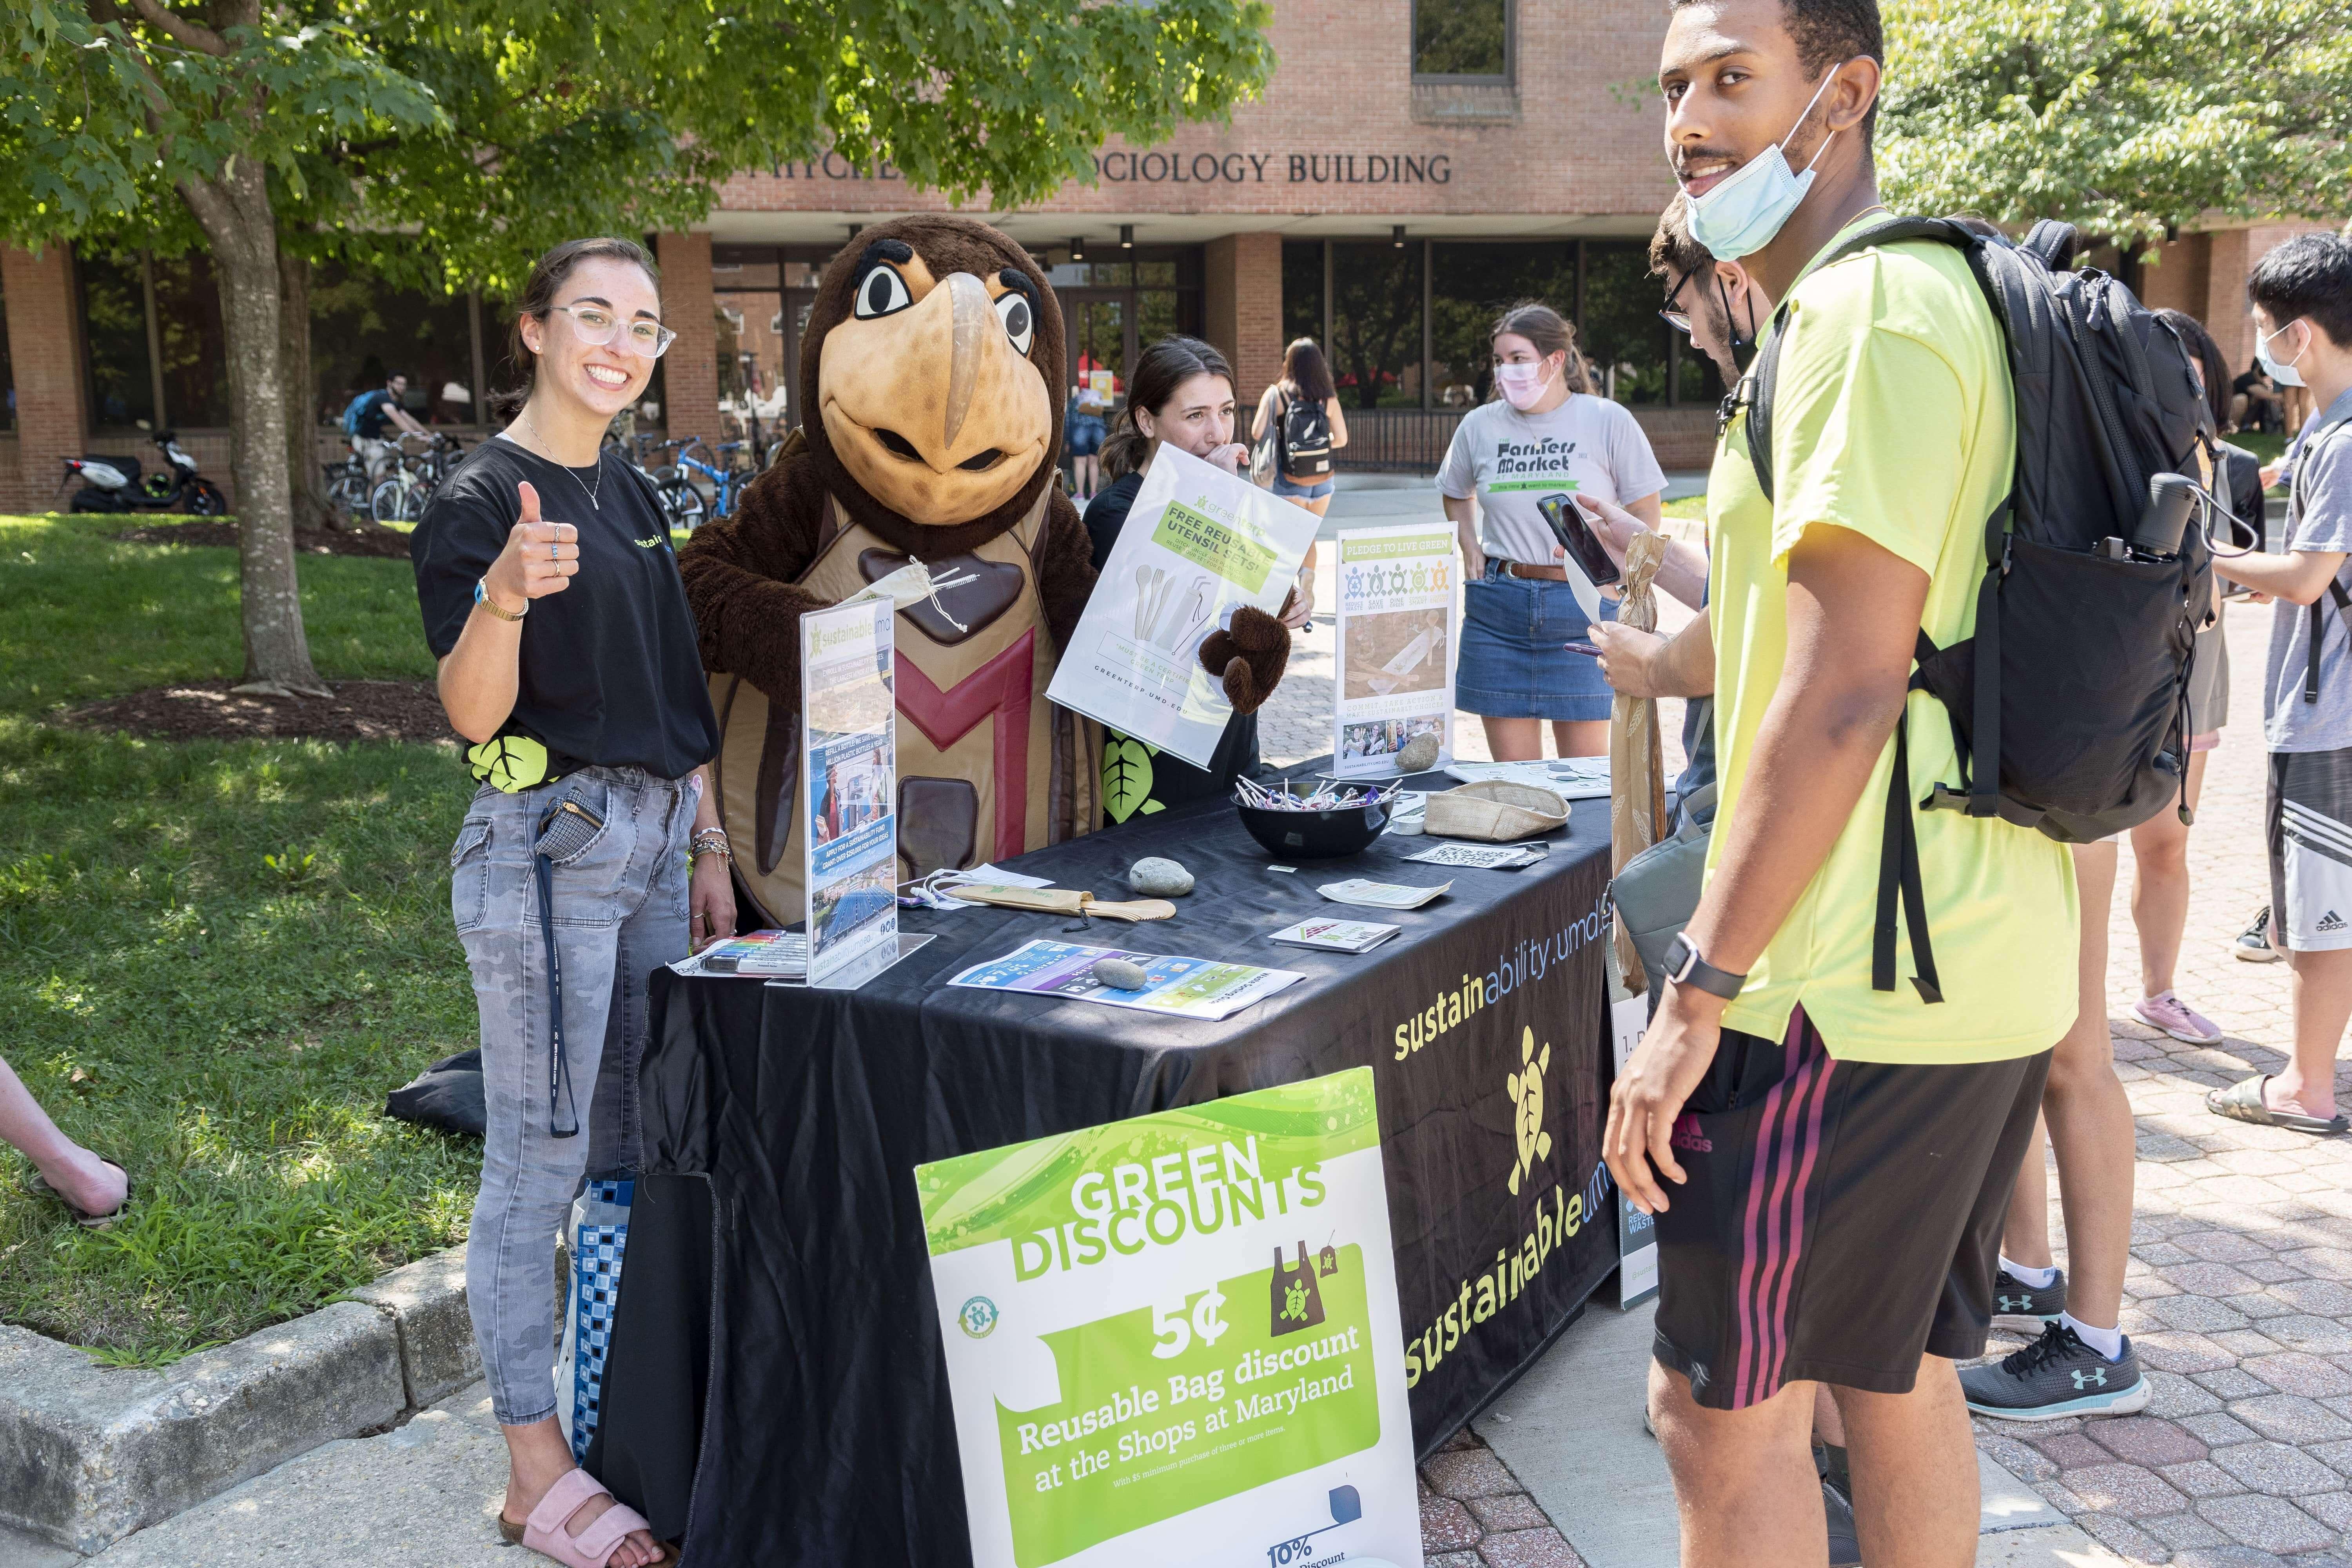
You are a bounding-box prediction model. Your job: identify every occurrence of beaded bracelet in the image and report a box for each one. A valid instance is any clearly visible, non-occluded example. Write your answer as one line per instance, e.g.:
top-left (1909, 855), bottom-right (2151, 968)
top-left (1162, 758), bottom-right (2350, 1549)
top-left (689, 828), bottom-right (733, 864)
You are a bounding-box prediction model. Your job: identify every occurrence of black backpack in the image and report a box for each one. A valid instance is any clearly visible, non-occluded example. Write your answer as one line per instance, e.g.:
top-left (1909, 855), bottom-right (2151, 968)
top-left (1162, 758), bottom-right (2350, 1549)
top-left (1278, 390), bottom-right (1334, 479)
top-left (1740, 216), bottom-right (2213, 1004)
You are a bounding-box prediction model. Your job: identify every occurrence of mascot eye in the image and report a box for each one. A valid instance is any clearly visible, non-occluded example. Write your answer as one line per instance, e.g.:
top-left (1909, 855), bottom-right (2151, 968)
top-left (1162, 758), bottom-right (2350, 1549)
top-left (995, 290), bottom-right (1035, 355)
top-left (853, 265), bottom-right (912, 320)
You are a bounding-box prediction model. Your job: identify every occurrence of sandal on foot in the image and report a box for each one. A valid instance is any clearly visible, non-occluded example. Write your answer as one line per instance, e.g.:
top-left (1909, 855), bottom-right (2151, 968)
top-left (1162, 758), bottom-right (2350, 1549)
top-left (498, 1469), bottom-right (671, 1568)
top-left (2207, 1074), bottom-right (2348, 1135)
top-left (23, 1160), bottom-right (131, 1229)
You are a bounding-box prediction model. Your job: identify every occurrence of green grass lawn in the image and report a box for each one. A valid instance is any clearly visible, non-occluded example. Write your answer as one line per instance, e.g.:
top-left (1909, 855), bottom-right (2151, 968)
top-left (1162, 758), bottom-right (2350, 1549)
top-left (2230, 428), bottom-right (2289, 468)
top-left (0, 515), bottom-right (481, 1365)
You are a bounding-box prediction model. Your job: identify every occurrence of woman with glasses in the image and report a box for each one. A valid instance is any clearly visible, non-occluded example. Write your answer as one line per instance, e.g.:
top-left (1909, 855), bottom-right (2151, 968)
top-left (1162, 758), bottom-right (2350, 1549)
top-left (1439, 301), bottom-right (1670, 760)
top-left (410, 237), bottom-right (723, 1568)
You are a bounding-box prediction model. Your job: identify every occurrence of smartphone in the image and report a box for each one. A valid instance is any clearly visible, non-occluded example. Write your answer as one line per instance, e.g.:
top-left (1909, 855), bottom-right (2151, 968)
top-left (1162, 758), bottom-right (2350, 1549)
top-left (1537, 493), bottom-right (1622, 588)
top-left (1564, 641), bottom-right (1602, 657)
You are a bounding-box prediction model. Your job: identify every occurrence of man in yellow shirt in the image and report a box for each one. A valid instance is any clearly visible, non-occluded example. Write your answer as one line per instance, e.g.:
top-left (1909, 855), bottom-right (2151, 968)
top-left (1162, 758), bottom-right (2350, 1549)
top-left (1606, 4), bottom-right (2078, 1565)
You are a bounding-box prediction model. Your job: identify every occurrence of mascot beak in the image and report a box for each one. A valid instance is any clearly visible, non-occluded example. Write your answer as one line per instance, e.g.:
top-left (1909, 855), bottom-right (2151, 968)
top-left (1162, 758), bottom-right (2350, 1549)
top-left (819, 266), bottom-right (1053, 525)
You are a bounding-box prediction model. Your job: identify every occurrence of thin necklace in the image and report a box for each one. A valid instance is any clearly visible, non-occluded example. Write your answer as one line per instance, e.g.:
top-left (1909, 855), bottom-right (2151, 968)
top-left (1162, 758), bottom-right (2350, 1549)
top-left (515, 408), bottom-right (602, 510)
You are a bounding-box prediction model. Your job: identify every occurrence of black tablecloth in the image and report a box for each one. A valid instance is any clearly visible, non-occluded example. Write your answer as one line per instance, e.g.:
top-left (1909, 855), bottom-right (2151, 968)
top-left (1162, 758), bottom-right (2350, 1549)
top-left (590, 766), bottom-right (1620, 1565)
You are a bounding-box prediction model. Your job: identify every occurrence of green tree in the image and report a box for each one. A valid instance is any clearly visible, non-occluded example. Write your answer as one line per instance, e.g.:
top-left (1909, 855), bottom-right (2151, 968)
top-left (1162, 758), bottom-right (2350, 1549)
top-left (1, 1), bottom-right (1274, 695)
top-left (1880, 0), bottom-right (2352, 252)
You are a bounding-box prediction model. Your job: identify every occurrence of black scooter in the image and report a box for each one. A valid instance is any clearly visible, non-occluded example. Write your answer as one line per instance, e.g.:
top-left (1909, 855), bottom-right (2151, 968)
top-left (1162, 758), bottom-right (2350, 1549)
top-left (60, 425), bottom-right (227, 515)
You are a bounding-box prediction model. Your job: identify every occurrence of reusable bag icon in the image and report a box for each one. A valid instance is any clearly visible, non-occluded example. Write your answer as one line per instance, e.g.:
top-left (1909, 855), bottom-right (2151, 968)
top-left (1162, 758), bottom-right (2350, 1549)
top-left (1270, 1240), bottom-right (1327, 1337)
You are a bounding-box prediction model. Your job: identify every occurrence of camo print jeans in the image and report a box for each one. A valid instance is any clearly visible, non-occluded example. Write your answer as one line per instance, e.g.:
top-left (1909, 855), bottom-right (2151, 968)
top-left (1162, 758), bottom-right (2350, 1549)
top-left (448, 766), bottom-right (695, 1426)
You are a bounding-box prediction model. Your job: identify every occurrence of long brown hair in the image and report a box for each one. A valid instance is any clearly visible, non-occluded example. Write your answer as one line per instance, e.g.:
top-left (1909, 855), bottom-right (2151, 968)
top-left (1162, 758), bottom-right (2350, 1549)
top-left (1488, 301), bottom-right (1593, 398)
top-left (1099, 336), bottom-right (1236, 480)
top-left (1281, 338), bottom-right (1336, 404)
top-left (493, 236), bottom-right (661, 419)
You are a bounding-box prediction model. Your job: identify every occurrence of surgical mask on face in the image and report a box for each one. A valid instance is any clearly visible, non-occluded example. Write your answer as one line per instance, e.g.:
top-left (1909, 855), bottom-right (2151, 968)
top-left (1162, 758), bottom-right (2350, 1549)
top-left (1683, 66), bottom-right (1846, 263)
top-left (2258, 319), bottom-right (2310, 389)
top-left (1493, 359), bottom-right (1555, 411)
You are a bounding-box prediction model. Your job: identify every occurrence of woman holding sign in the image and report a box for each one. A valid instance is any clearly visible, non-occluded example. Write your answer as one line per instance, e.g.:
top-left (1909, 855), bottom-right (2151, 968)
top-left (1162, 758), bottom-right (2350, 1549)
top-left (410, 237), bottom-right (724, 1568)
top-left (1083, 336), bottom-right (1312, 812)
top-left (1439, 302), bottom-right (1669, 760)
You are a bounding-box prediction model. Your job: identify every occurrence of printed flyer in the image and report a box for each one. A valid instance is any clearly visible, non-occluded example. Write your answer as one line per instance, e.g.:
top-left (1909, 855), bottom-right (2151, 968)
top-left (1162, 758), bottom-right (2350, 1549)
top-left (1332, 526), bottom-right (1455, 779)
top-left (948, 939), bottom-right (1305, 1022)
top-left (1046, 445), bottom-right (1320, 769)
top-left (801, 595), bottom-right (900, 989)
top-left (919, 1069), bottom-right (1422, 1568)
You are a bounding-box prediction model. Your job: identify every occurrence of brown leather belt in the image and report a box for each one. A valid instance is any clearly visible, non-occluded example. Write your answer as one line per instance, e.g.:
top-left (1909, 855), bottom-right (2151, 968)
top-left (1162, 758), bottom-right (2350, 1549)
top-left (1499, 560), bottom-right (1567, 581)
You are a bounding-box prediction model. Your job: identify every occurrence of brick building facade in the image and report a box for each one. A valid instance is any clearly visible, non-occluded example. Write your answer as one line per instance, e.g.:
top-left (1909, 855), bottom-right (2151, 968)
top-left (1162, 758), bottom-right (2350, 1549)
top-left (0, 0), bottom-right (2334, 514)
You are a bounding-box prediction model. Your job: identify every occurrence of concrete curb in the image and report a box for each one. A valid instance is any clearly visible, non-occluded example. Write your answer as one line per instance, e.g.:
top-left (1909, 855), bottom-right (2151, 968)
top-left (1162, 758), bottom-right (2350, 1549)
top-left (0, 1246), bottom-right (478, 1554)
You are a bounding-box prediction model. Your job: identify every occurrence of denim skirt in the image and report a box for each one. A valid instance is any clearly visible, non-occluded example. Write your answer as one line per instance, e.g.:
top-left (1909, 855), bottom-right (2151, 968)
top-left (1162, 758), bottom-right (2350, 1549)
top-left (1457, 558), bottom-right (1618, 721)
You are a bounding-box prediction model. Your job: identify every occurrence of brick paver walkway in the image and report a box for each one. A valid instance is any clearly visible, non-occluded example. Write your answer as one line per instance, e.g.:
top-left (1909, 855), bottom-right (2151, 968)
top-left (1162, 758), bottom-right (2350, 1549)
top-left (1261, 588), bottom-right (2352, 1564)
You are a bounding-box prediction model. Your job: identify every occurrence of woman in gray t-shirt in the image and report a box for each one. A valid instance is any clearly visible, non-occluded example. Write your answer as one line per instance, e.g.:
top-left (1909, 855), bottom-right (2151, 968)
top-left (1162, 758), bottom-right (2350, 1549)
top-left (1438, 302), bottom-right (1668, 759)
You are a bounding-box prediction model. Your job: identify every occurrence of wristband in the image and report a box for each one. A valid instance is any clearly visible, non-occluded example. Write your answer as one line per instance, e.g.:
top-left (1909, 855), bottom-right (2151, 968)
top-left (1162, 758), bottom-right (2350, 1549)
top-left (1663, 933), bottom-right (1746, 1001)
top-left (475, 577), bottom-right (527, 621)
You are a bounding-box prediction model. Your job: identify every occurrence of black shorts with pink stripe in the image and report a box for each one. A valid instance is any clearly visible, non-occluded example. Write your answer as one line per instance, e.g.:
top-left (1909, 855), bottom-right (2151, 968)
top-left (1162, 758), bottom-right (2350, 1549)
top-left (1650, 1007), bottom-right (2050, 1410)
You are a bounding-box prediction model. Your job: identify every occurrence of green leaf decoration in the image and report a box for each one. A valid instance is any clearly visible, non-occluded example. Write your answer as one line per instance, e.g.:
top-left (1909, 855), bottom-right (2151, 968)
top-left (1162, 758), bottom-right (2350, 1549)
top-left (1102, 733), bottom-right (1156, 824)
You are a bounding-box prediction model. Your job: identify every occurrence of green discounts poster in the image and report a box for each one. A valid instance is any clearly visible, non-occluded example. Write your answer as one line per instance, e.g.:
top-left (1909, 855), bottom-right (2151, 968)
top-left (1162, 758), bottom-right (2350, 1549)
top-left (918, 1069), bottom-right (1423, 1568)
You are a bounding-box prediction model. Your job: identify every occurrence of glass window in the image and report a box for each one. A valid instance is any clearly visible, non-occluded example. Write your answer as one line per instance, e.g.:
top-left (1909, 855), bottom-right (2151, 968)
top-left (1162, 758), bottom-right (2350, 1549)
top-left (1414, 0), bottom-right (1509, 80)
top-left (1430, 242), bottom-right (1575, 407)
top-left (1282, 241), bottom-right (1323, 349)
top-left (149, 253), bottom-right (232, 429)
top-left (310, 264), bottom-right (478, 427)
top-left (80, 251), bottom-right (153, 430)
top-left (1330, 243), bottom-right (1424, 409)
top-left (1581, 242), bottom-right (1670, 407)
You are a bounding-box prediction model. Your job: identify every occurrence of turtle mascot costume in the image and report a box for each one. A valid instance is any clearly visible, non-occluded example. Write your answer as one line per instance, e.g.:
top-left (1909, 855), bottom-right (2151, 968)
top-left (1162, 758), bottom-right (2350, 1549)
top-left (680, 214), bottom-right (1292, 927)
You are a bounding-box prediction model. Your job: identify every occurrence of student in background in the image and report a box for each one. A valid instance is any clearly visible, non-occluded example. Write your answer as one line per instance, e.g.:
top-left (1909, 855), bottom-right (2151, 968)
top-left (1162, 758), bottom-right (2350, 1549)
top-left (352, 370), bottom-right (428, 484)
top-left (1441, 302), bottom-right (1668, 760)
top-left (1066, 377), bottom-right (1109, 502)
top-left (2206, 233), bottom-right (2352, 1135)
top-left (1251, 338), bottom-right (1351, 519)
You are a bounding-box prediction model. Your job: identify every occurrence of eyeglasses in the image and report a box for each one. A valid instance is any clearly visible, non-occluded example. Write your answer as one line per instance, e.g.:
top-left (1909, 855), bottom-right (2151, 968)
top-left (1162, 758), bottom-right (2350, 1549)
top-left (1658, 264), bottom-right (1702, 336)
top-left (546, 303), bottom-right (676, 359)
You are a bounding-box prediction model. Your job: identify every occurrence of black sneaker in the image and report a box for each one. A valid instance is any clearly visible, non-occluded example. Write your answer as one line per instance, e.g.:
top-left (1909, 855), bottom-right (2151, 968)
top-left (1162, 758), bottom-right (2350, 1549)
top-left (1960, 1323), bottom-right (2149, 1421)
top-left (1990, 1265), bottom-right (2067, 1331)
top-left (1816, 1442), bottom-right (1862, 1567)
top-left (2235, 904), bottom-right (2281, 963)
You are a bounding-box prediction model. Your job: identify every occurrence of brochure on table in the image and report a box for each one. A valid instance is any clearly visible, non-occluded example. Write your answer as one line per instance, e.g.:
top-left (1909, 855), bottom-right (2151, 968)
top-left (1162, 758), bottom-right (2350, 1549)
top-left (948, 939), bottom-right (1304, 1022)
top-left (918, 1067), bottom-right (1423, 1568)
top-left (802, 595), bottom-right (901, 989)
top-left (1445, 757), bottom-right (1611, 801)
top-left (1333, 526), bottom-right (1455, 780)
top-left (1045, 445), bottom-right (1320, 770)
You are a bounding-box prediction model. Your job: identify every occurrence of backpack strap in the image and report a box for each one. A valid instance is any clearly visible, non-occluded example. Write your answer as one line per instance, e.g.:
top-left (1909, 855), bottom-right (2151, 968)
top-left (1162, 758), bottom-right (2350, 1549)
top-left (1742, 216), bottom-right (1981, 500)
top-left (2293, 416), bottom-right (2352, 704)
top-left (1873, 630), bottom-right (1947, 1004)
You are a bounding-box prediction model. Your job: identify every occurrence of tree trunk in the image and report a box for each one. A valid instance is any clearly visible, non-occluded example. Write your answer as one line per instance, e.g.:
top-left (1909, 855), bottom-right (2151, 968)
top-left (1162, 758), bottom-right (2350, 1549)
top-left (180, 154), bottom-right (329, 697)
top-left (279, 249), bottom-right (333, 531)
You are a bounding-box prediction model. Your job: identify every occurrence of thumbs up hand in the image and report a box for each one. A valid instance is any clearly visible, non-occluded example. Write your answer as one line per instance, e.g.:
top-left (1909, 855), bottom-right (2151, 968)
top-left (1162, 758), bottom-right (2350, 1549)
top-left (483, 481), bottom-right (579, 613)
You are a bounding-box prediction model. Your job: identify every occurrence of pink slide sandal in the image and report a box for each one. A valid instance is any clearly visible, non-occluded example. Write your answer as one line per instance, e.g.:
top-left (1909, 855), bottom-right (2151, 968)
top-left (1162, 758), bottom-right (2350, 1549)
top-left (497, 1468), bottom-right (671, 1568)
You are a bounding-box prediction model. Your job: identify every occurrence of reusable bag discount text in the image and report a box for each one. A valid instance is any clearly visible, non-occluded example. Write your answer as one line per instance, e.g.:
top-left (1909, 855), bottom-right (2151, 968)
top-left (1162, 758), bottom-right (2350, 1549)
top-left (917, 1067), bottom-right (1423, 1568)
top-left (1046, 445), bottom-right (1319, 769)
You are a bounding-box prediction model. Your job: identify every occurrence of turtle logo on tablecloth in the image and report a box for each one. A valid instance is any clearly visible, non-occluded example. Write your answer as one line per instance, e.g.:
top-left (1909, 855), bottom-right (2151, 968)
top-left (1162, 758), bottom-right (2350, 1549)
top-left (1505, 1025), bottom-right (1553, 1196)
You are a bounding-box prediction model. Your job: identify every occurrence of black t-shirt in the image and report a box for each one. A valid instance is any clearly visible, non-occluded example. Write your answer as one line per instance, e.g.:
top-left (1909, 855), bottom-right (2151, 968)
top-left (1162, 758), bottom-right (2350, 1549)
top-left (1080, 470), bottom-right (1261, 812)
top-left (354, 389), bottom-right (399, 440)
top-left (410, 437), bottom-right (719, 782)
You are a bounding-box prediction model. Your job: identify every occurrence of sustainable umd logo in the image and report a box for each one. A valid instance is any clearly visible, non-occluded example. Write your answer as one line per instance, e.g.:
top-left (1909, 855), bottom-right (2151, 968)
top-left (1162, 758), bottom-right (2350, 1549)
top-left (957, 1296), bottom-right (999, 1339)
top-left (1505, 1025), bottom-right (1553, 1196)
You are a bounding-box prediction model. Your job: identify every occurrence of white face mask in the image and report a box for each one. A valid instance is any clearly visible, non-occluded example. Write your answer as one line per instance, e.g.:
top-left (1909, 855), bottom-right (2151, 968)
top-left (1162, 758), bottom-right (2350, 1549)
top-left (1682, 66), bottom-right (1846, 263)
top-left (2258, 319), bottom-right (2310, 389)
top-left (1493, 359), bottom-right (1557, 411)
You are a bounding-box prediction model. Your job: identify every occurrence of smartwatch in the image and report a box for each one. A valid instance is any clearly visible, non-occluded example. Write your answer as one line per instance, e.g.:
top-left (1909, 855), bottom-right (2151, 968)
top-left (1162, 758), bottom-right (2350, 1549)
top-left (1663, 933), bottom-right (1746, 1001)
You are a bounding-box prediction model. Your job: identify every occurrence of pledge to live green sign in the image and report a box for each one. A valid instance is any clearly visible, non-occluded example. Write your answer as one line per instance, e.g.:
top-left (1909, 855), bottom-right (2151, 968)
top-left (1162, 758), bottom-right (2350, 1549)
top-left (1153, 497), bottom-right (1279, 595)
top-left (919, 1070), bottom-right (1423, 1568)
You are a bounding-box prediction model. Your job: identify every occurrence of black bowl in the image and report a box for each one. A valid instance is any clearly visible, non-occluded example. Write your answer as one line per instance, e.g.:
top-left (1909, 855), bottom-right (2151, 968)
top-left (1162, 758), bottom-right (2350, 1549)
top-left (1235, 799), bottom-right (1391, 859)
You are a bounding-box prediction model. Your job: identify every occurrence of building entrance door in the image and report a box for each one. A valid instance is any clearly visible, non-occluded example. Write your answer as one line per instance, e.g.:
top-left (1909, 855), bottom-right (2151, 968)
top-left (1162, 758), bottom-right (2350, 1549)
top-left (1058, 289), bottom-right (1132, 418)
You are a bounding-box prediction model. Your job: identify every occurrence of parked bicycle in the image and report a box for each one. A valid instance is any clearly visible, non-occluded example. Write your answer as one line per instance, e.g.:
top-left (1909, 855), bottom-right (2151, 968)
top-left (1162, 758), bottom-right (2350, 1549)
top-left (664, 437), bottom-right (757, 528)
top-left (323, 449), bottom-right (373, 522)
top-left (367, 432), bottom-right (466, 525)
